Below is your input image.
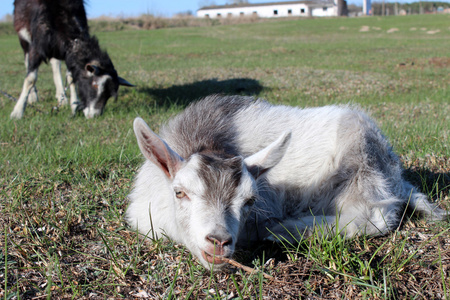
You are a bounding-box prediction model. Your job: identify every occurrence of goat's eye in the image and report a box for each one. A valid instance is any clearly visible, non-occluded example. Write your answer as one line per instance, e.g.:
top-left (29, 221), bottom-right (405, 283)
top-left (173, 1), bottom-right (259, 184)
top-left (175, 190), bottom-right (186, 199)
top-left (245, 196), bottom-right (256, 206)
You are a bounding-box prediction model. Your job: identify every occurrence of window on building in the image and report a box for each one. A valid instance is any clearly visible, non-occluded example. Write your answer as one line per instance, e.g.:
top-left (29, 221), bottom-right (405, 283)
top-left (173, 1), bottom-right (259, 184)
top-left (323, 7), bottom-right (328, 11)
top-left (273, 10), bottom-right (278, 15)
top-left (205, 14), bottom-right (210, 18)
top-left (217, 13), bottom-right (221, 17)
top-left (252, 11), bottom-right (258, 16)
top-left (227, 12), bottom-right (232, 17)
top-left (300, 8), bottom-right (305, 13)
top-left (288, 9), bottom-right (292, 15)
top-left (240, 12), bottom-right (244, 16)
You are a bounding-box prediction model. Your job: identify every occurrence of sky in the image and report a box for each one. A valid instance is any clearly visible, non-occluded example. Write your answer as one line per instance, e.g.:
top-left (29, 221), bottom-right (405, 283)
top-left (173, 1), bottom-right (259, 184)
top-left (0, 1), bottom-right (254, 18)
top-left (0, 0), bottom-right (448, 19)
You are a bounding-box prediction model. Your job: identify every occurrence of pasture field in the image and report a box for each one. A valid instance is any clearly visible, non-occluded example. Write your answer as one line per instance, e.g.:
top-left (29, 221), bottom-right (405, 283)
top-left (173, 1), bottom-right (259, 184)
top-left (1, 14), bottom-right (449, 299)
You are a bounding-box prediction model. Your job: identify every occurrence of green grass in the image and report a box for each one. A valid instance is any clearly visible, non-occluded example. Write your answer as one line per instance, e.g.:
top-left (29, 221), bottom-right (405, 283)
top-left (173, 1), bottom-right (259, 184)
top-left (0, 14), bottom-right (449, 299)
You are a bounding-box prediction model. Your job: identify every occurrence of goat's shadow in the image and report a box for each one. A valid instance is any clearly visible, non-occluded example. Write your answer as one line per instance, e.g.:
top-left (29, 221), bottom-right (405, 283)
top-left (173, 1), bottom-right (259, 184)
top-left (403, 167), bottom-right (450, 197)
top-left (140, 78), bottom-right (265, 108)
top-left (233, 166), bottom-right (450, 268)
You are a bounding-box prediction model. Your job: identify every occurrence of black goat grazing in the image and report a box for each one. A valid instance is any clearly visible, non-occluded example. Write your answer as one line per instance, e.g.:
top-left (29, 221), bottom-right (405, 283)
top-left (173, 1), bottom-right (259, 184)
top-left (11, 0), bottom-right (134, 119)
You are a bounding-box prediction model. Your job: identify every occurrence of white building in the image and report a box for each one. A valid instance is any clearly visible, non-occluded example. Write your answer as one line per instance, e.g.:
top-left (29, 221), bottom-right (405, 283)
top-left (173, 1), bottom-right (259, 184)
top-left (197, 1), bottom-right (339, 18)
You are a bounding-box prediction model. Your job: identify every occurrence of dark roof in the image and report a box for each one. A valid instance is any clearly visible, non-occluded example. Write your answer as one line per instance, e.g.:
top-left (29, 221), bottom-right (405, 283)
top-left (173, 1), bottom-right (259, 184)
top-left (198, 1), bottom-right (329, 11)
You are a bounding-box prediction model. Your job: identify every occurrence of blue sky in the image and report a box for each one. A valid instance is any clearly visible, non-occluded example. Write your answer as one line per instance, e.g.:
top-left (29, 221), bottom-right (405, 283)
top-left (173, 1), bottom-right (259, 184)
top-left (0, 0), bottom-right (448, 19)
top-left (2, 1), bottom-right (248, 18)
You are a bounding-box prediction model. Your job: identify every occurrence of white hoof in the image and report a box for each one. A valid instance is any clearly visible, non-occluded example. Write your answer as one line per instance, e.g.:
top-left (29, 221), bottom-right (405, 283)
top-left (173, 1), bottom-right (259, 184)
top-left (57, 93), bottom-right (68, 106)
top-left (28, 89), bottom-right (38, 104)
top-left (71, 102), bottom-right (80, 115)
top-left (10, 109), bottom-right (24, 119)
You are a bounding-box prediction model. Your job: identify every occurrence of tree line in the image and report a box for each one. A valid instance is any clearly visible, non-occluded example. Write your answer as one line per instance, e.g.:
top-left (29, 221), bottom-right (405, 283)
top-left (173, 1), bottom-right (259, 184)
top-left (371, 1), bottom-right (450, 15)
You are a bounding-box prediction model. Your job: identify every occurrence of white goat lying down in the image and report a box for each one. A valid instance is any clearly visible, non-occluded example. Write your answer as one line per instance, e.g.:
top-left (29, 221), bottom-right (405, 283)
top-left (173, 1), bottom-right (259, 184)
top-left (126, 95), bottom-right (447, 270)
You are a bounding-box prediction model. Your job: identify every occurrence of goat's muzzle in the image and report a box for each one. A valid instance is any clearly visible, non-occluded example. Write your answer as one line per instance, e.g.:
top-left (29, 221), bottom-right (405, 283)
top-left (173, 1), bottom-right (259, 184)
top-left (202, 233), bottom-right (233, 265)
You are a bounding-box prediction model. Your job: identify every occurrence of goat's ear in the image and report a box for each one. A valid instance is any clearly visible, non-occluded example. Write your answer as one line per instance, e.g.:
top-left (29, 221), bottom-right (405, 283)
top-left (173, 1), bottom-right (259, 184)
top-left (244, 131), bottom-right (291, 179)
top-left (118, 76), bottom-right (135, 87)
top-left (85, 64), bottom-right (100, 76)
top-left (133, 117), bottom-right (184, 179)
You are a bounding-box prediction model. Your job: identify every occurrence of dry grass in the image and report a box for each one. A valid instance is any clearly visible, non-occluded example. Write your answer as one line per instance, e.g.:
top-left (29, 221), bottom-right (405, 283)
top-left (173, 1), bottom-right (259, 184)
top-left (90, 14), bottom-right (267, 32)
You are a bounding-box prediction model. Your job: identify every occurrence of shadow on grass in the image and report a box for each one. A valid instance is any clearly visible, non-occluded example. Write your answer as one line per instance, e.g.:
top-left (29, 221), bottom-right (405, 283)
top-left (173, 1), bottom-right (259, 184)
top-left (141, 78), bottom-right (266, 108)
top-left (234, 241), bottom-right (288, 268)
top-left (403, 168), bottom-right (450, 201)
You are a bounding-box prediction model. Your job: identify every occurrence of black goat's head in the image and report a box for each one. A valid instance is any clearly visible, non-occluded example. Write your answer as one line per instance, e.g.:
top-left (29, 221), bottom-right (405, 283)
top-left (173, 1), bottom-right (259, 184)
top-left (75, 61), bottom-right (133, 118)
top-left (67, 37), bottom-right (134, 118)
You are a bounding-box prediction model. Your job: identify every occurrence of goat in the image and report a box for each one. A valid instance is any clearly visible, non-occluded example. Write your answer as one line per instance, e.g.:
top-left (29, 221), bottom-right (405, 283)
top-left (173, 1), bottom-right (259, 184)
top-left (11, 0), bottom-right (133, 119)
top-left (126, 95), bottom-right (447, 270)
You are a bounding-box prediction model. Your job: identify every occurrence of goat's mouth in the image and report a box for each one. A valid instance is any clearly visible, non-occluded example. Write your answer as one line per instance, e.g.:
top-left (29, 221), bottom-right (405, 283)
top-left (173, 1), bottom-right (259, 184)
top-left (83, 106), bottom-right (104, 119)
top-left (201, 251), bottom-right (228, 265)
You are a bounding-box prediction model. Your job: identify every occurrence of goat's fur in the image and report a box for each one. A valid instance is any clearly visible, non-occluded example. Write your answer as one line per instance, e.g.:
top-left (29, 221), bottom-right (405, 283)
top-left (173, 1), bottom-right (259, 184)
top-left (11, 0), bottom-right (133, 119)
top-left (127, 95), bottom-right (447, 270)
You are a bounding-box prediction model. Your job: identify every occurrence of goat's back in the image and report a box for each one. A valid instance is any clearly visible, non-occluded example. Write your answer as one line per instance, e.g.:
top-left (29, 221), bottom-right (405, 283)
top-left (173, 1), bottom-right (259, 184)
top-left (162, 95), bottom-right (372, 181)
top-left (14, 0), bottom-right (89, 37)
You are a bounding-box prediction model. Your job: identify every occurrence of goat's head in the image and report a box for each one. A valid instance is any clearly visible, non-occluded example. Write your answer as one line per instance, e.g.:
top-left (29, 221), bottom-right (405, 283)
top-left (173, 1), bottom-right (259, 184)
top-left (76, 61), bottom-right (133, 119)
top-left (132, 118), bottom-right (291, 270)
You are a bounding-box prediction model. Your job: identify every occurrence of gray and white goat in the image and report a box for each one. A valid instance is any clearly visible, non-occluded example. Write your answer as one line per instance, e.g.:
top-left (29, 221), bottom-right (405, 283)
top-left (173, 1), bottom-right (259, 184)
top-left (126, 95), bottom-right (447, 270)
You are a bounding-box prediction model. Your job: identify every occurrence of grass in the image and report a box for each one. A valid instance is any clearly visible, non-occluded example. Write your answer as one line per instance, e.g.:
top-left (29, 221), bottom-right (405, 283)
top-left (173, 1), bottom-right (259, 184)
top-left (0, 14), bottom-right (449, 299)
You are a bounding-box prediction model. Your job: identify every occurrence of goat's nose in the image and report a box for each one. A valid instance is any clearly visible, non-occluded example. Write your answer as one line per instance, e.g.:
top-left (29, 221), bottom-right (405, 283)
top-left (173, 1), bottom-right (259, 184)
top-left (206, 233), bottom-right (232, 247)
